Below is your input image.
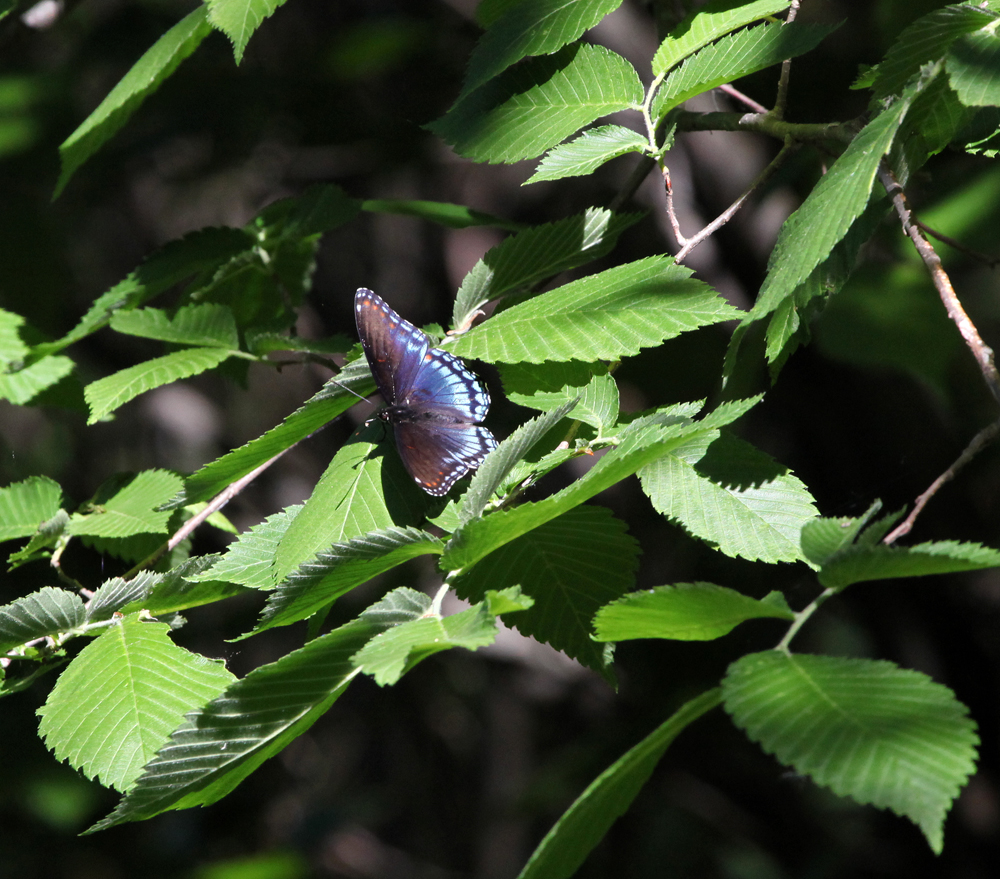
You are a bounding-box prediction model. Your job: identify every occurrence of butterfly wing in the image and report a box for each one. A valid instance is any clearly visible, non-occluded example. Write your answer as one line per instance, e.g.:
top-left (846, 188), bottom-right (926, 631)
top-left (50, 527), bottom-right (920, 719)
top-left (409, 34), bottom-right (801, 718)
top-left (354, 286), bottom-right (496, 495)
top-left (394, 422), bottom-right (497, 496)
top-left (354, 288), bottom-right (428, 405)
top-left (405, 348), bottom-right (490, 422)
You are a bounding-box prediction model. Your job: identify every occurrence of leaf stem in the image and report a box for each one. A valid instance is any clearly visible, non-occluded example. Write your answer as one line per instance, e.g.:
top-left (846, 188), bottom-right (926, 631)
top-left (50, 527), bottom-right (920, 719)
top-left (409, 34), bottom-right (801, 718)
top-left (776, 586), bottom-right (836, 653)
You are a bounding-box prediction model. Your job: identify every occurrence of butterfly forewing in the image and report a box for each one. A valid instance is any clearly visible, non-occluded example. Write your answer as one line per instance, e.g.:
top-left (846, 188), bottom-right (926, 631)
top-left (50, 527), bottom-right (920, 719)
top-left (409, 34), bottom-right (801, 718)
top-left (354, 287), bottom-right (497, 496)
top-left (406, 348), bottom-right (490, 422)
top-left (355, 287), bottom-right (428, 404)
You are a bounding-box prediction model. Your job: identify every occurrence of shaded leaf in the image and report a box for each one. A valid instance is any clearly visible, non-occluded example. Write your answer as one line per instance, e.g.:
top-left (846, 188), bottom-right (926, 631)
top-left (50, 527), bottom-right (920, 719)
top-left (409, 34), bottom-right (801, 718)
top-left (724, 652), bottom-right (979, 853)
top-left (593, 582), bottom-right (793, 642)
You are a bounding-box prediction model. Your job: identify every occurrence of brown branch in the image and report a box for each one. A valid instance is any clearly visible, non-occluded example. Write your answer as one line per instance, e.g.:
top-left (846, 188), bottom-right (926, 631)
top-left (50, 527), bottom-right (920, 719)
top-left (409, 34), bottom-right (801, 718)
top-left (670, 141), bottom-right (795, 263)
top-left (772, 0), bottom-right (800, 120)
top-left (915, 219), bottom-right (1000, 268)
top-left (879, 163), bottom-right (1000, 404)
top-left (884, 419), bottom-right (1000, 545)
top-left (673, 110), bottom-right (857, 149)
top-left (123, 445), bottom-right (297, 579)
top-left (717, 83), bottom-right (768, 114)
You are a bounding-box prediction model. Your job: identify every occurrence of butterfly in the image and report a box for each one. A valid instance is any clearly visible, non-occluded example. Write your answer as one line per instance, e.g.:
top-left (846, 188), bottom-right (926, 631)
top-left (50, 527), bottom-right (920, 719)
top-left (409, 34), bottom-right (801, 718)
top-left (354, 287), bottom-right (497, 496)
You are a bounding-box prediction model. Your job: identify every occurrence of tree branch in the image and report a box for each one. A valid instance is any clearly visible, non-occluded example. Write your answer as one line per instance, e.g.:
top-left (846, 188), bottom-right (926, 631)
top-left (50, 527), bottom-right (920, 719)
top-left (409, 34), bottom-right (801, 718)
top-left (879, 163), bottom-right (1000, 404)
top-left (884, 419), bottom-right (1000, 545)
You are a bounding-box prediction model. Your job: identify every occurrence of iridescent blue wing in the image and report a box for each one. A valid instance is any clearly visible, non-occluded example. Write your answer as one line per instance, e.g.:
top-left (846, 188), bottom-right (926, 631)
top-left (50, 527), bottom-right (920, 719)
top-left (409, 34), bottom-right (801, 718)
top-left (354, 286), bottom-right (496, 495)
top-left (394, 423), bottom-right (498, 496)
top-left (405, 349), bottom-right (491, 422)
top-left (354, 288), bottom-right (428, 405)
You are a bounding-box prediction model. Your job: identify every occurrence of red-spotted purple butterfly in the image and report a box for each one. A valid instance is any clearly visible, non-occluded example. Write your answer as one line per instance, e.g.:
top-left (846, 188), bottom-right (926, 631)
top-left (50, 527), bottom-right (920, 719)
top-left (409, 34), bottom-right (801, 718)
top-left (354, 288), bottom-right (497, 496)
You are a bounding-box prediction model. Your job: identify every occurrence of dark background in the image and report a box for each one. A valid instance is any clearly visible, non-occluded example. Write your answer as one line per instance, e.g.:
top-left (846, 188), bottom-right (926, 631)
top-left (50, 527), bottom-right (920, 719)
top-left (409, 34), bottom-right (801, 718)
top-left (1, 1), bottom-right (999, 876)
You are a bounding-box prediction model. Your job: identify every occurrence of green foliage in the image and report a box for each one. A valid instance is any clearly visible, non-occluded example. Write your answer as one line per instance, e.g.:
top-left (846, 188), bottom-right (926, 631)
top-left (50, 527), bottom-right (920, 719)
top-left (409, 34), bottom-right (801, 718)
top-left (55, 8), bottom-right (213, 196)
top-left (650, 20), bottom-right (836, 121)
top-left (449, 256), bottom-right (740, 363)
top-left (651, 0), bottom-right (791, 76)
top-left (723, 652), bottom-right (979, 854)
top-left (429, 44), bottom-right (644, 163)
top-left (0, 476), bottom-right (62, 542)
top-left (593, 583), bottom-right (793, 641)
top-left (37, 614), bottom-right (235, 792)
top-left (3, 0), bottom-right (1000, 873)
top-left (517, 688), bottom-right (724, 879)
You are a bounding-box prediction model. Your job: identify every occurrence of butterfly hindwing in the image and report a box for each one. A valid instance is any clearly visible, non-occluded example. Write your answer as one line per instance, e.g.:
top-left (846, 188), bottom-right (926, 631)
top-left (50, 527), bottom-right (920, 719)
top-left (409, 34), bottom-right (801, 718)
top-left (354, 287), bottom-right (496, 496)
top-left (395, 423), bottom-right (498, 496)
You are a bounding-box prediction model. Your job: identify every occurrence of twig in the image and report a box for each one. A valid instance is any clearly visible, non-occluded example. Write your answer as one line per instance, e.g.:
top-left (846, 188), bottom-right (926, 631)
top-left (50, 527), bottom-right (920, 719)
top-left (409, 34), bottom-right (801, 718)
top-left (671, 140), bottom-right (795, 263)
top-left (717, 83), bottom-right (768, 114)
top-left (883, 418), bottom-right (1000, 545)
top-left (915, 219), bottom-right (1000, 268)
top-left (608, 154), bottom-right (658, 214)
top-left (879, 163), bottom-right (1000, 404)
top-left (772, 0), bottom-right (800, 120)
top-left (123, 446), bottom-right (297, 579)
top-left (673, 110), bottom-right (857, 149)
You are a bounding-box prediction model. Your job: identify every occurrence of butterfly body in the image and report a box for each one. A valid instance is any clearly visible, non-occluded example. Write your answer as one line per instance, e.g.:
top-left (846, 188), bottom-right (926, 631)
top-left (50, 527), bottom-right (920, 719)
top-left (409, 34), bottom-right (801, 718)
top-left (354, 288), bottom-right (496, 496)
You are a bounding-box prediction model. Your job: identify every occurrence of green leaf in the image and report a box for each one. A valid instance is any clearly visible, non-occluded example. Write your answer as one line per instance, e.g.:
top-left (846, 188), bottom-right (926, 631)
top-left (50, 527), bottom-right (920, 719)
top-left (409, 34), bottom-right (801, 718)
top-left (760, 196), bottom-right (890, 374)
top-left (455, 505), bottom-right (636, 677)
top-left (449, 257), bottom-right (740, 364)
top-left (459, 0), bottom-right (625, 98)
top-left (86, 592), bottom-right (406, 831)
top-left (639, 431), bottom-right (817, 563)
top-left (32, 227), bottom-right (256, 358)
top-left (430, 44), bottom-right (643, 164)
top-left (872, 4), bottom-right (997, 102)
top-left (948, 28), bottom-right (1000, 107)
top-left (443, 412), bottom-right (705, 571)
top-left (352, 589), bottom-right (498, 686)
top-left (593, 582), bottom-right (793, 642)
top-left (0, 355), bottom-right (75, 404)
top-left (526, 124), bottom-right (649, 184)
top-left (6, 510), bottom-right (70, 569)
top-left (252, 528), bottom-right (445, 635)
top-left (269, 424), bottom-right (427, 587)
top-left (499, 360), bottom-right (603, 409)
top-left (206, 0), bottom-right (289, 64)
top-left (55, 7), bottom-right (212, 196)
top-left (0, 587), bottom-right (86, 653)
top-left (0, 308), bottom-right (28, 358)
top-left (84, 347), bottom-right (235, 424)
top-left (443, 400), bottom-right (760, 572)
top-left (361, 199), bottom-right (521, 231)
top-left (458, 399), bottom-right (579, 524)
top-left (192, 506), bottom-right (302, 590)
top-left (67, 470), bottom-right (182, 539)
top-left (486, 586), bottom-right (535, 615)
top-left (453, 208), bottom-right (642, 328)
top-left (131, 556), bottom-right (250, 616)
top-left (170, 358), bottom-right (374, 507)
top-left (723, 652), bottom-right (979, 854)
top-left (0, 476), bottom-right (63, 542)
top-left (819, 540), bottom-right (1000, 590)
top-left (651, 20), bottom-right (836, 121)
top-left (799, 503), bottom-right (882, 567)
top-left (110, 304), bottom-right (239, 349)
top-left (37, 615), bottom-right (235, 792)
top-left (85, 572), bottom-right (164, 623)
top-left (652, 0), bottom-right (791, 76)
top-left (747, 83), bottom-right (920, 332)
top-left (517, 688), bottom-right (722, 879)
